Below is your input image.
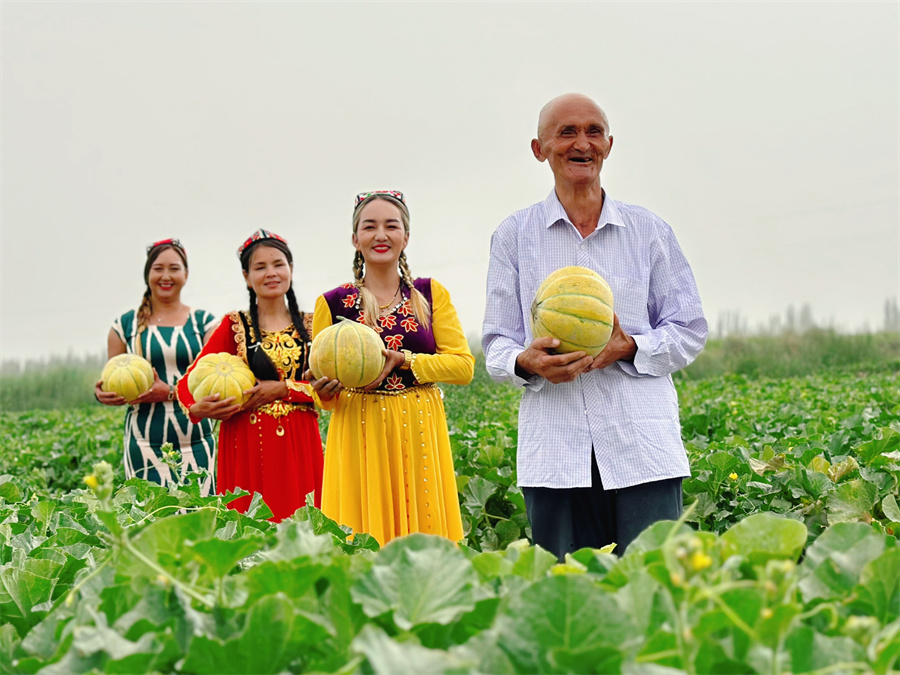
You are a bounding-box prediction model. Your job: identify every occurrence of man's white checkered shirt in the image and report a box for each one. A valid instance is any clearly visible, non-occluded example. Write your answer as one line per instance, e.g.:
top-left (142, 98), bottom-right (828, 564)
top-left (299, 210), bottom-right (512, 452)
top-left (482, 190), bottom-right (708, 490)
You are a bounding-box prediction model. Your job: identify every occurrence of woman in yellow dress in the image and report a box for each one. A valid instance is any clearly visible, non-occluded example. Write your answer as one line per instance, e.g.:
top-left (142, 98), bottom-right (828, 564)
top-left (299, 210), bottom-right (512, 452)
top-left (310, 190), bottom-right (474, 545)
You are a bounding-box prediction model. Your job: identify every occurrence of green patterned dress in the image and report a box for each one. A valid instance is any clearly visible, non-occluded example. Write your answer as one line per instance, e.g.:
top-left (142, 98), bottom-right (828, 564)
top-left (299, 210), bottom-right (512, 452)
top-left (112, 309), bottom-right (218, 493)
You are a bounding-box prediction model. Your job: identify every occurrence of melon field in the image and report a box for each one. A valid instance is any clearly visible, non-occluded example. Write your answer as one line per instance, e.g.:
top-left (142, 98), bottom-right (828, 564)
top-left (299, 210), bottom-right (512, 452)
top-left (1, 342), bottom-right (899, 674)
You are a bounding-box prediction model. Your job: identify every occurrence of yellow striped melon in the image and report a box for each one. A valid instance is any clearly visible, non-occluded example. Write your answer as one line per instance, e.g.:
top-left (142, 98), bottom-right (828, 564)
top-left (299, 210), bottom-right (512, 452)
top-left (100, 354), bottom-right (155, 401)
top-left (531, 266), bottom-right (615, 357)
top-left (309, 318), bottom-right (386, 388)
top-left (187, 352), bottom-right (256, 405)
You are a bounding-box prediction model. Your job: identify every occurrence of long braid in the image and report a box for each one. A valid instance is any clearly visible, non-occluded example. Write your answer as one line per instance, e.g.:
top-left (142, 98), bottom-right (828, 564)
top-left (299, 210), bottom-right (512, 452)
top-left (285, 286), bottom-right (310, 371)
top-left (353, 250), bottom-right (365, 286)
top-left (246, 287), bottom-right (279, 380)
top-left (134, 288), bottom-right (153, 358)
top-left (248, 287), bottom-right (261, 347)
top-left (399, 251), bottom-right (431, 328)
top-left (354, 250), bottom-right (381, 329)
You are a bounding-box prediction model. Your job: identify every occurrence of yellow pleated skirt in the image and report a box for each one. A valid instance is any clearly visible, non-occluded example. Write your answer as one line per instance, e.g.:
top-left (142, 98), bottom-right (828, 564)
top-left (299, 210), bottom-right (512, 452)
top-left (320, 383), bottom-right (464, 546)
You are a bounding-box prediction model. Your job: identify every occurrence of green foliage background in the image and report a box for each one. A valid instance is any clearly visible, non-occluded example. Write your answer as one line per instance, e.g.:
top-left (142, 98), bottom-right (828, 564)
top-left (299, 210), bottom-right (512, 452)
top-left (1, 332), bottom-right (899, 673)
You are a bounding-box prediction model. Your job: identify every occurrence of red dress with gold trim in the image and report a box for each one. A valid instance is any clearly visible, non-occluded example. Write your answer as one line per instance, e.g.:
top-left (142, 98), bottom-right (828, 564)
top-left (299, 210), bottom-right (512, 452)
top-left (177, 311), bottom-right (323, 521)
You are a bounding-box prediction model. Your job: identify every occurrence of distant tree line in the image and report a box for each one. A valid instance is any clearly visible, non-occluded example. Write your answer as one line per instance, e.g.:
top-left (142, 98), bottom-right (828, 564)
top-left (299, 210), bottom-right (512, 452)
top-left (715, 297), bottom-right (900, 338)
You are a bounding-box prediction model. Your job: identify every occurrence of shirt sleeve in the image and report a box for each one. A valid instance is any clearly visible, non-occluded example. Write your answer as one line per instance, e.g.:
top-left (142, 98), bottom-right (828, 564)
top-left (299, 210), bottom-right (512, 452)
top-left (481, 221), bottom-right (545, 391)
top-left (618, 226), bottom-right (708, 378)
top-left (111, 310), bottom-right (134, 351)
top-left (408, 279), bottom-right (474, 386)
top-left (199, 310), bottom-right (218, 336)
top-left (176, 312), bottom-right (241, 422)
top-left (310, 295), bottom-right (336, 411)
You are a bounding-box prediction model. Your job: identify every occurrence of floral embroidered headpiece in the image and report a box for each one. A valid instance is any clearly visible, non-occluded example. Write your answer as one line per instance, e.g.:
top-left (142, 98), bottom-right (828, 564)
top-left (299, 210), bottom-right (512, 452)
top-left (237, 229), bottom-right (288, 259)
top-left (146, 238), bottom-right (186, 256)
top-left (355, 190), bottom-right (405, 208)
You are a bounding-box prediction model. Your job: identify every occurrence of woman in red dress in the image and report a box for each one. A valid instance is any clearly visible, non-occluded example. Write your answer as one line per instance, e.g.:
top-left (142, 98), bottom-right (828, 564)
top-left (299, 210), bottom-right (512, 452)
top-left (176, 229), bottom-right (325, 520)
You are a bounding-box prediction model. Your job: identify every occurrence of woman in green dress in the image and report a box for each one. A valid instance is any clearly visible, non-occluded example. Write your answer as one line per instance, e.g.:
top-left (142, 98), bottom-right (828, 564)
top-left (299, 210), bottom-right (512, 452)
top-left (94, 238), bottom-right (218, 493)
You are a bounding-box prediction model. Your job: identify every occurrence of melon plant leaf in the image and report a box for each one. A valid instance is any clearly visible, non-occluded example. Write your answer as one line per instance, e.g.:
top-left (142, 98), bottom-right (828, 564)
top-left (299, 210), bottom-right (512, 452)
top-left (785, 625), bottom-right (866, 674)
top-left (471, 550), bottom-right (513, 582)
top-left (721, 513), bottom-right (807, 566)
top-left (462, 476), bottom-right (497, 516)
top-left (869, 620), bottom-right (900, 674)
top-left (798, 522), bottom-right (887, 603)
top-left (494, 574), bottom-right (633, 674)
top-left (0, 475), bottom-right (23, 503)
top-left (240, 560), bottom-right (327, 607)
top-left (263, 519), bottom-right (337, 564)
top-left (509, 545), bottom-right (557, 581)
top-left (854, 428), bottom-right (900, 465)
top-left (118, 508), bottom-right (217, 582)
top-left (854, 549), bottom-right (900, 624)
top-left (826, 479), bottom-right (878, 525)
top-left (187, 536), bottom-right (264, 580)
top-left (352, 534), bottom-right (477, 631)
top-left (882, 494), bottom-right (900, 523)
top-left (71, 622), bottom-right (178, 672)
top-left (0, 623), bottom-right (19, 668)
top-left (179, 592), bottom-right (294, 674)
top-left (351, 624), bottom-right (477, 675)
top-left (792, 467), bottom-right (833, 501)
top-left (625, 520), bottom-right (694, 557)
top-left (315, 556), bottom-right (370, 670)
top-left (0, 559), bottom-right (60, 634)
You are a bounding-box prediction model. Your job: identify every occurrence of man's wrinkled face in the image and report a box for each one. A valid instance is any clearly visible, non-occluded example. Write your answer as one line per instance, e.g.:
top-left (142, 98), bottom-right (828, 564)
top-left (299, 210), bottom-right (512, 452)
top-left (532, 96), bottom-right (613, 189)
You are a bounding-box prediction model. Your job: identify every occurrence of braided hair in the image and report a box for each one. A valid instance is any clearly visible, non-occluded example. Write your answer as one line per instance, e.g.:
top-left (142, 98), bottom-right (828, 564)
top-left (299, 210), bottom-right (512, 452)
top-left (352, 194), bottom-right (431, 330)
top-left (135, 243), bottom-right (188, 358)
top-left (240, 240), bottom-right (309, 380)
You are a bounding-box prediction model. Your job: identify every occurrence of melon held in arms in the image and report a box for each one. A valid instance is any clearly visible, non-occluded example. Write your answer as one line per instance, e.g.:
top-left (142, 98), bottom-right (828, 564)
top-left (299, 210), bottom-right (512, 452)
top-left (309, 318), bottom-right (386, 388)
top-left (187, 353), bottom-right (257, 406)
top-left (100, 354), bottom-right (155, 401)
top-left (531, 266), bottom-right (615, 357)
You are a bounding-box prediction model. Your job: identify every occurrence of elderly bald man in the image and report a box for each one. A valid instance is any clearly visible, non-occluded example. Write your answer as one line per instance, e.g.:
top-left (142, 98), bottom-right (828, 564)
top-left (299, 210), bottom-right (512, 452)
top-left (482, 93), bottom-right (708, 558)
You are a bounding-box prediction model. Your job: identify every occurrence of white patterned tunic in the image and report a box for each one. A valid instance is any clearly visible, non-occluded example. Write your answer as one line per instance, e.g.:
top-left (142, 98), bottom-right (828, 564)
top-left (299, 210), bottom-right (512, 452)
top-left (112, 309), bottom-right (218, 492)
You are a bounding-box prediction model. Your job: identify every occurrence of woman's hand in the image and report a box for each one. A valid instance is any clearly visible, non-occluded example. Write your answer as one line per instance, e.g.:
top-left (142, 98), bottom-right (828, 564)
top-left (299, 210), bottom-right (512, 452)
top-left (131, 369), bottom-right (172, 405)
top-left (363, 349), bottom-right (406, 390)
top-left (190, 394), bottom-right (242, 421)
top-left (304, 369), bottom-right (344, 401)
top-left (94, 379), bottom-right (127, 406)
top-left (240, 380), bottom-right (289, 411)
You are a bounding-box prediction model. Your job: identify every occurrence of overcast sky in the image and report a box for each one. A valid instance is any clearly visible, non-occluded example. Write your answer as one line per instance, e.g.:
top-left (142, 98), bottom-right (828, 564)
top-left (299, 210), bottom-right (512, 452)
top-left (2, 1), bottom-right (898, 364)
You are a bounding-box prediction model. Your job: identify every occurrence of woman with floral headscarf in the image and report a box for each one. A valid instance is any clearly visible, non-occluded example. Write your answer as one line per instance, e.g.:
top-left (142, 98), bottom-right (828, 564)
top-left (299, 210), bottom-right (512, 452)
top-left (310, 191), bottom-right (474, 545)
top-left (177, 229), bottom-right (325, 520)
top-left (94, 238), bottom-right (218, 492)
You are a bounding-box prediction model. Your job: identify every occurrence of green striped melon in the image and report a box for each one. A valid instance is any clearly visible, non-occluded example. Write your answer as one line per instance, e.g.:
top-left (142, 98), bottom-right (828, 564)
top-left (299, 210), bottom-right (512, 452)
top-left (309, 318), bottom-right (386, 388)
top-left (531, 266), bottom-right (615, 357)
top-left (100, 353), bottom-right (155, 401)
top-left (187, 352), bottom-right (256, 405)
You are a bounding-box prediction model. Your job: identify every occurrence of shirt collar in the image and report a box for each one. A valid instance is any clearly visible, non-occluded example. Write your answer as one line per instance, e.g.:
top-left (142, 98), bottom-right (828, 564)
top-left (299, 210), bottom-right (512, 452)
top-left (542, 188), bottom-right (627, 231)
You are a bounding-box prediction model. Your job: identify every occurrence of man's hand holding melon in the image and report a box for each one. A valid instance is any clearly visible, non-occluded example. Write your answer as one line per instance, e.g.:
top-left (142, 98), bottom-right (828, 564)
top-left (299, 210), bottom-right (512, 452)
top-left (518, 266), bottom-right (635, 383)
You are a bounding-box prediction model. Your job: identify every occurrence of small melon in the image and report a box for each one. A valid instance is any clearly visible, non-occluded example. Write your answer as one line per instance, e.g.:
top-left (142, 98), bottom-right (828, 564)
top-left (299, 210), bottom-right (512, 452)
top-left (309, 318), bottom-right (386, 388)
top-left (100, 354), bottom-right (155, 401)
top-left (531, 266), bottom-right (615, 357)
top-left (187, 352), bottom-right (257, 406)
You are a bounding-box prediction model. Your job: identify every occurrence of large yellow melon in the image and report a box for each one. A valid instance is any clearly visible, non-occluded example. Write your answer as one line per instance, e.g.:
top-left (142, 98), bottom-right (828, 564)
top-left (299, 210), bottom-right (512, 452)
top-left (531, 266), bottom-right (615, 357)
top-left (187, 353), bottom-right (256, 406)
top-left (309, 318), bottom-right (386, 388)
top-left (101, 354), bottom-right (155, 401)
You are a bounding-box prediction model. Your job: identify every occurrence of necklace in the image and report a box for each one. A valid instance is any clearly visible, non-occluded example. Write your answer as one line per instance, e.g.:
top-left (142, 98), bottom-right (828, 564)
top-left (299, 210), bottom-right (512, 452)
top-left (377, 282), bottom-right (402, 310)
